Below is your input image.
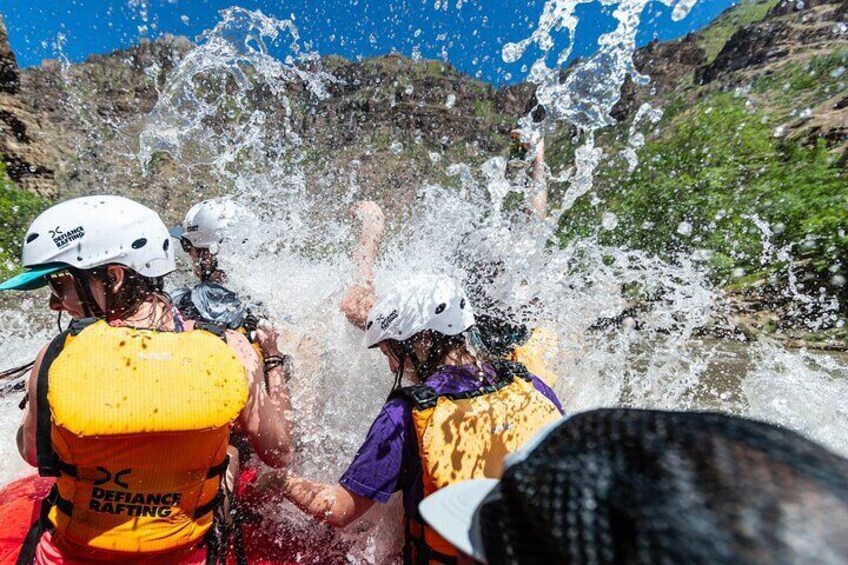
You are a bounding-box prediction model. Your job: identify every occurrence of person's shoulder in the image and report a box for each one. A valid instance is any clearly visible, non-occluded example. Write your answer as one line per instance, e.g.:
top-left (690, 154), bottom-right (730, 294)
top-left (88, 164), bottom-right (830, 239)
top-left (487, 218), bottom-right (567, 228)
top-left (378, 392), bottom-right (416, 425)
top-left (223, 327), bottom-right (251, 348)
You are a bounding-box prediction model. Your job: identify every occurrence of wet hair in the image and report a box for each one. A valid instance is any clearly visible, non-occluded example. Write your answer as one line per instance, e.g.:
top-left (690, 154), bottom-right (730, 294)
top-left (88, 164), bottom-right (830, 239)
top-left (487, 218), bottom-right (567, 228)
top-left (72, 266), bottom-right (167, 320)
top-left (387, 330), bottom-right (469, 391)
top-left (453, 231), bottom-right (531, 357)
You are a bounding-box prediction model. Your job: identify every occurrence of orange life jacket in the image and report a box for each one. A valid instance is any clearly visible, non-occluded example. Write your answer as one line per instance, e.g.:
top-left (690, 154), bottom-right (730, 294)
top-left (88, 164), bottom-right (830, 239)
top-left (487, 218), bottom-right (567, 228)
top-left (27, 318), bottom-right (247, 559)
top-left (397, 361), bottom-right (562, 564)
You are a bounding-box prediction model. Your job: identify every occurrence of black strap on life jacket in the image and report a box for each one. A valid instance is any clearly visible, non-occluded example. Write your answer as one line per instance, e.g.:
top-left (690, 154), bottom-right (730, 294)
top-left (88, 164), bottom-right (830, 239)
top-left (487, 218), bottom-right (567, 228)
top-left (15, 484), bottom-right (62, 565)
top-left (490, 358), bottom-right (534, 383)
top-left (403, 517), bottom-right (458, 565)
top-left (391, 360), bottom-right (531, 412)
top-left (203, 455), bottom-right (248, 565)
top-left (35, 318), bottom-right (96, 478)
top-left (194, 321), bottom-right (229, 342)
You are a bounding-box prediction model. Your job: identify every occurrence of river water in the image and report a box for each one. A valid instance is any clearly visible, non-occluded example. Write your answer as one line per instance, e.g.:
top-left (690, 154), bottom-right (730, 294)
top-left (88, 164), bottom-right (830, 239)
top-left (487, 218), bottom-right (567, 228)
top-left (1, 1), bottom-right (847, 563)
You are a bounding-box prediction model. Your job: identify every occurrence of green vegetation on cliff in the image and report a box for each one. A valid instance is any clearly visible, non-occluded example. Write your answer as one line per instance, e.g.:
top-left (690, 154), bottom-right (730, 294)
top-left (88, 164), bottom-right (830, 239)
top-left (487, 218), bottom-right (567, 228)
top-left (0, 162), bottom-right (48, 278)
top-left (559, 92), bottom-right (846, 293)
top-left (697, 0), bottom-right (780, 62)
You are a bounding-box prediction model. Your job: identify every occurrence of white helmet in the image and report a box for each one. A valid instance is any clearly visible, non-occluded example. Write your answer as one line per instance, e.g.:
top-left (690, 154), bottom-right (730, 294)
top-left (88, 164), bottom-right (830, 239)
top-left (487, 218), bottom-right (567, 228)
top-left (364, 275), bottom-right (475, 348)
top-left (0, 195), bottom-right (175, 291)
top-left (172, 198), bottom-right (240, 249)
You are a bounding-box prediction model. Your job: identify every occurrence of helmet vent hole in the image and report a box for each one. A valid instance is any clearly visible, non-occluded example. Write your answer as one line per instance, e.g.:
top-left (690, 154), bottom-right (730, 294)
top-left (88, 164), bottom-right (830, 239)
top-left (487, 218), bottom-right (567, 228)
top-left (131, 238), bottom-right (148, 250)
top-left (163, 239), bottom-right (170, 251)
top-left (26, 233), bottom-right (39, 244)
top-left (435, 303), bottom-right (446, 315)
top-left (366, 321), bottom-right (373, 330)
top-left (460, 298), bottom-right (466, 309)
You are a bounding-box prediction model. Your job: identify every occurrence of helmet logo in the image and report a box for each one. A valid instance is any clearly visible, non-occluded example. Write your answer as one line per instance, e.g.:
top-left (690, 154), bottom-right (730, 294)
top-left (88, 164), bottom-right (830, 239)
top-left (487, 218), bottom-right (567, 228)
top-left (49, 225), bottom-right (85, 249)
top-left (186, 224), bottom-right (200, 233)
top-left (377, 309), bottom-right (399, 330)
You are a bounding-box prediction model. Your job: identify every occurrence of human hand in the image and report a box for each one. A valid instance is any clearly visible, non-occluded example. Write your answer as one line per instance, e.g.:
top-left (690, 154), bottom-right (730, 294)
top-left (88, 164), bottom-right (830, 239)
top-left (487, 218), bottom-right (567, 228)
top-left (254, 319), bottom-right (282, 357)
top-left (341, 284), bottom-right (376, 330)
top-left (351, 201), bottom-right (385, 235)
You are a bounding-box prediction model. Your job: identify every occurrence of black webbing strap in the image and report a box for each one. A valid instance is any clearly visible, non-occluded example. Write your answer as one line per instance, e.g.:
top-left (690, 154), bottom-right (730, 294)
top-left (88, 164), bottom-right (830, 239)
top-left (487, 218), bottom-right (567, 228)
top-left (206, 456), bottom-right (230, 480)
top-left (391, 384), bottom-right (440, 410)
top-left (194, 490), bottom-right (225, 521)
top-left (15, 484), bottom-right (73, 565)
top-left (403, 518), bottom-right (458, 565)
top-left (34, 332), bottom-right (70, 478)
top-left (35, 319), bottom-right (96, 477)
top-left (492, 359), bottom-right (533, 383)
top-left (229, 486), bottom-right (249, 565)
top-left (195, 455), bottom-right (230, 519)
top-left (194, 322), bottom-right (228, 342)
top-left (392, 363), bottom-right (526, 413)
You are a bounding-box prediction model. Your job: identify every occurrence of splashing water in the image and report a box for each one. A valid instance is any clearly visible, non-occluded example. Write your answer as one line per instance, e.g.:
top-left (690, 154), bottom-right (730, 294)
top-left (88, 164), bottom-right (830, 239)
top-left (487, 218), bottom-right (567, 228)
top-left (1, 2), bottom-right (848, 563)
top-left (139, 7), bottom-right (334, 182)
top-left (503, 0), bottom-right (696, 217)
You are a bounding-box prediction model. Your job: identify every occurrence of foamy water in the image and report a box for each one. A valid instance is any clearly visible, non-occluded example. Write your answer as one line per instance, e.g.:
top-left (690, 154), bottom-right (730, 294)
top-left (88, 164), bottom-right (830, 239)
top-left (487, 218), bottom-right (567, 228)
top-left (1, 1), bottom-right (847, 563)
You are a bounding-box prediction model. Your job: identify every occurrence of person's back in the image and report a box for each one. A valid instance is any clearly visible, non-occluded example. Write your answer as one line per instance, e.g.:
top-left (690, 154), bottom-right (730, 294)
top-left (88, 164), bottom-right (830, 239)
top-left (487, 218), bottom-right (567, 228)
top-left (270, 275), bottom-right (564, 565)
top-left (2, 196), bottom-right (292, 564)
top-left (32, 318), bottom-right (247, 561)
top-left (170, 198), bottom-right (290, 412)
top-left (387, 359), bottom-right (561, 562)
top-left (170, 199), bottom-right (257, 332)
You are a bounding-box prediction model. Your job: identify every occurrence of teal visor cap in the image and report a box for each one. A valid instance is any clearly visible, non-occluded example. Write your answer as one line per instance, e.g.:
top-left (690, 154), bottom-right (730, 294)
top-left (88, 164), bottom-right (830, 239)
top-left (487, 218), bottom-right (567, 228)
top-left (0, 264), bottom-right (66, 291)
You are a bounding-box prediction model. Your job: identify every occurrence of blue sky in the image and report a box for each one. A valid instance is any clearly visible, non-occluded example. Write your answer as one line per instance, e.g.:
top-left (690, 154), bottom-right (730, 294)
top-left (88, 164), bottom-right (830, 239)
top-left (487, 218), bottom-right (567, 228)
top-left (1, 0), bottom-right (738, 85)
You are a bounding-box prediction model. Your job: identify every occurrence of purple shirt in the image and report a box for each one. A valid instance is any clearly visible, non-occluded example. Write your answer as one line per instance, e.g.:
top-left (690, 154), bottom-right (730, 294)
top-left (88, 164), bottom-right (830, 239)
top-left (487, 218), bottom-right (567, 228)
top-left (339, 363), bottom-right (563, 515)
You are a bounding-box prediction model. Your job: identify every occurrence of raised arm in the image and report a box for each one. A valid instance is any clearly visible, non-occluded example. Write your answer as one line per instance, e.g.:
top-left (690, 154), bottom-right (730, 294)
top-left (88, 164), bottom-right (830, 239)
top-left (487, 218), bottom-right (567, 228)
top-left (340, 200), bottom-right (385, 330)
top-left (230, 330), bottom-right (292, 468)
top-left (529, 136), bottom-right (548, 219)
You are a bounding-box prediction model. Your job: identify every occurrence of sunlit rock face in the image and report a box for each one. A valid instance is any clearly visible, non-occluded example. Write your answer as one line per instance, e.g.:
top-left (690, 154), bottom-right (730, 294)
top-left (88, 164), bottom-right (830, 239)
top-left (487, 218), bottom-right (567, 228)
top-left (698, 0), bottom-right (848, 84)
top-left (0, 14), bottom-right (56, 197)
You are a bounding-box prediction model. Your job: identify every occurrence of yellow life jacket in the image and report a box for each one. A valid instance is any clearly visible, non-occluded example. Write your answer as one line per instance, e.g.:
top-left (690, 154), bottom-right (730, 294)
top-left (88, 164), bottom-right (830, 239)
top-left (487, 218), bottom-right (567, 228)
top-left (399, 361), bottom-right (562, 564)
top-left (32, 319), bottom-right (248, 557)
top-left (511, 326), bottom-right (559, 387)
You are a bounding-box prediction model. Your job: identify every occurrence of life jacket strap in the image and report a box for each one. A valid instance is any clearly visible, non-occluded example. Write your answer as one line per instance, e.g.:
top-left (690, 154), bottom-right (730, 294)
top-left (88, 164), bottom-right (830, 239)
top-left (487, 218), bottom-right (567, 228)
top-left (206, 455), bottom-right (230, 479)
top-left (393, 362), bottom-right (531, 412)
top-left (404, 518), bottom-right (457, 565)
top-left (35, 318), bottom-right (98, 478)
top-left (491, 359), bottom-right (533, 383)
top-left (15, 483), bottom-right (68, 565)
top-left (194, 454), bottom-right (230, 520)
top-left (35, 331), bottom-right (71, 477)
top-left (68, 318), bottom-right (99, 336)
top-left (194, 490), bottom-right (224, 520)
top-left (391, 385), bottom-right (440, 410)
top-left (194, 321), bottom-right (228, 342)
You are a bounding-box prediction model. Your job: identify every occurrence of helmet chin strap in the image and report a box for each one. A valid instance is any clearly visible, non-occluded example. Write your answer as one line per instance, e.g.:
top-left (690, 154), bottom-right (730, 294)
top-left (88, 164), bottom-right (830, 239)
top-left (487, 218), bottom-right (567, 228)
top-left (71, 271), bottom-right (105, 319)
top-left (387, 332), bottom-right (465, 391)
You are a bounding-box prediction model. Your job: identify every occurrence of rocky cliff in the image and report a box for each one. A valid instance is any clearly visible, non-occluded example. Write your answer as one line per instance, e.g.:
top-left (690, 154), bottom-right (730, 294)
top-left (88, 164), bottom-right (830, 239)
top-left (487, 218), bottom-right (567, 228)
top-left (0, 15), bottom-right (55, 196)
top-left (4, 0), bottom-right (846, 208)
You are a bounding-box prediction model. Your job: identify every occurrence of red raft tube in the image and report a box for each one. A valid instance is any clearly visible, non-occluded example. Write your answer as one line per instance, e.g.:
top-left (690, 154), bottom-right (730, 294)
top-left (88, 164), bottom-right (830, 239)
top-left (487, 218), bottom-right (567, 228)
top-left (0, 470), bottom-right (351, 565)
